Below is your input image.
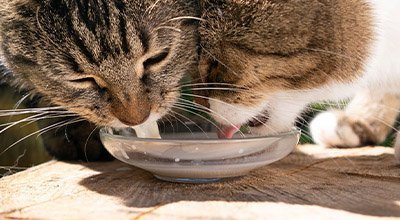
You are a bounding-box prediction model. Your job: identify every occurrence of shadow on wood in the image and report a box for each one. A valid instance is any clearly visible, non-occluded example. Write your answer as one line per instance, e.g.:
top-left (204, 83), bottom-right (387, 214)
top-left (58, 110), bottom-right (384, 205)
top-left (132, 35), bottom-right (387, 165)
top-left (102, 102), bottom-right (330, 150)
top-left (78, 145), bottom-right (400, 217)
top-left (1, 145), bottom-right (399, 219)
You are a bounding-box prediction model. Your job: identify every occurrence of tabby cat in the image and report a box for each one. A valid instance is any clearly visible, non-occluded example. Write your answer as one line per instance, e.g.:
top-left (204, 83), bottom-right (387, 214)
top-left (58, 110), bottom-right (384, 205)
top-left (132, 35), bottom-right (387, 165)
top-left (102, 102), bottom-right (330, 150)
top-left (0, 0), bottom-right (200, 160)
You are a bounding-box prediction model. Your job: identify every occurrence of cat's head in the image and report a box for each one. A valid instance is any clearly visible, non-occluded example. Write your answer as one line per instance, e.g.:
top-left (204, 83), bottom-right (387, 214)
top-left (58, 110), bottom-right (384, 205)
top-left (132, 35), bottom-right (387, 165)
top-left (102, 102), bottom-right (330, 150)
top-left (198, 0), bottom-right (373, 137)
top-left (0, 0), bottom-right (199, 127)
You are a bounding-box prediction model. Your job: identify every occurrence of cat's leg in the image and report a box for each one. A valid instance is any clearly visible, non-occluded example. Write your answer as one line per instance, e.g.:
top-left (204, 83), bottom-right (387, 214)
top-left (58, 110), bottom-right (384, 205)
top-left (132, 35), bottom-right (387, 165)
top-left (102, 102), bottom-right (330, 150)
top-left (39, 119), bottom-right (112, 161)
top-left (310, 90), bottom-right (400, 148)
top-left (21, 96), bottom-right (112, 161)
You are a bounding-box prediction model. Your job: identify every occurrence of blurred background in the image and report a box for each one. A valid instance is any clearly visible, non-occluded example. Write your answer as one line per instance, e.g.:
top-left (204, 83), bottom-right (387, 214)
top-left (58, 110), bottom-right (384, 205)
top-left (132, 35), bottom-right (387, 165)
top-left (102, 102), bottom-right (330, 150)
top-left (0, 85), bottom-right (51, 176)
top-left (0, 84), bottom-right (396, 177)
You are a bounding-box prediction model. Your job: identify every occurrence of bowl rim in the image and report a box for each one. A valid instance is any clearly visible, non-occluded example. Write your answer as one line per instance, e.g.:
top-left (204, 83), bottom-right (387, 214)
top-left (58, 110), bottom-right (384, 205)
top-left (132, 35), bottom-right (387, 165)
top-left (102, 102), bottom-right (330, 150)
top-left (99, 127), bottom-right (301, 144)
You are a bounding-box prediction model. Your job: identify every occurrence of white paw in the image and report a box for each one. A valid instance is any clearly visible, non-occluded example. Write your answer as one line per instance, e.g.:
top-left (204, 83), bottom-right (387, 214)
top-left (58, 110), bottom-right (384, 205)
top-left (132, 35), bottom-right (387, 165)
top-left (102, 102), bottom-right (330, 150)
top-left (310, 111), bottom-right (361, 147)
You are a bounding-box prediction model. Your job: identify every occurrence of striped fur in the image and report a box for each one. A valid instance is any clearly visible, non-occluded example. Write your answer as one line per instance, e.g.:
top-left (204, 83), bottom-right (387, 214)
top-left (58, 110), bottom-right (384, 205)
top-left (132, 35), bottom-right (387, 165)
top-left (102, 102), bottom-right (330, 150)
top-left (0, 0), bottom-right (200, 160)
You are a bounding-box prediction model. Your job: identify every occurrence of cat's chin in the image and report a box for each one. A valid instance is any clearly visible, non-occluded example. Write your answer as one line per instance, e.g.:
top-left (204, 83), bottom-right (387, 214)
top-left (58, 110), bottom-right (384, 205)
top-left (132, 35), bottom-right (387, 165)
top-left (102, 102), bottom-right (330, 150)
top-left (108, 120), bottom-right (131, 128)
top-left (208, 99), bottom-right (267, 127)
top-left (208, 97), bottom-right (299, 138)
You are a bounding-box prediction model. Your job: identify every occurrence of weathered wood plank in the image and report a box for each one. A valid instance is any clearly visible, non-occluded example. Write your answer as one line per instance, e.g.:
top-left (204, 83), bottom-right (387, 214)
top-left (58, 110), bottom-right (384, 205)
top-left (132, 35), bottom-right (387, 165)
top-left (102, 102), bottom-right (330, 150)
top-left (1, 145), bottom-right (399, 220)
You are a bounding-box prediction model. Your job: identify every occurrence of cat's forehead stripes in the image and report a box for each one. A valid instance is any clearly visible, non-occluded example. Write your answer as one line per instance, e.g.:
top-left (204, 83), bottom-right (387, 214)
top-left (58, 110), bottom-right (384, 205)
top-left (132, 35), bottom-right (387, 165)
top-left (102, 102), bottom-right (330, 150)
top-left (38, 0), bottom-right (134, 66)
top-left (0, 0), bottom-right (200, 126)
top-left (37, 0), bottom-right (194, 68)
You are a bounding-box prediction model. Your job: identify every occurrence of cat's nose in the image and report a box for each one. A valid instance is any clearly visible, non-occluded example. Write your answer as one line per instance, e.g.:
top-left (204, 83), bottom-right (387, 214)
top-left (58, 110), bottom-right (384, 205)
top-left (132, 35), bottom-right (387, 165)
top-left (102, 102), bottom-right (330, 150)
top-left (116, 110), bottom-right (150, 126)
top-left (110, 92), bottom-right (151, 126)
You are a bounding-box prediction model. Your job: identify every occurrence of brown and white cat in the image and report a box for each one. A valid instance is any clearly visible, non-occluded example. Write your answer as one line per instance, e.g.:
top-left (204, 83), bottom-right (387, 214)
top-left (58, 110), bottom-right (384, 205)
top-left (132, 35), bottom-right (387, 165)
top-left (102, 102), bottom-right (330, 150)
top-left (197, 0), bottom-right (400, 161)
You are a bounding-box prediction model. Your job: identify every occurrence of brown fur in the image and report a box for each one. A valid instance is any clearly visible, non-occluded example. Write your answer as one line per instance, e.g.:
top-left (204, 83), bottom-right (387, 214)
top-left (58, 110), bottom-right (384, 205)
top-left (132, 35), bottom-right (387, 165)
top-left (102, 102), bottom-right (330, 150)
top-left (199, 0), bottom-right (374, 106)
top-left (0, 0), bottom-right (200, 126)
top-left (0, 0), bottom-right (200, 160)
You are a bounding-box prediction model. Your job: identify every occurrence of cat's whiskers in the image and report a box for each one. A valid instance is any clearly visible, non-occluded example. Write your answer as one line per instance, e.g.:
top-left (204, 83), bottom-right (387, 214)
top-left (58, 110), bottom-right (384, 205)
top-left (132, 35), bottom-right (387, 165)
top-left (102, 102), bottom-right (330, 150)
top-left (0, 106), bottom-right (70, 116)
top-left (196, 93), bottom-right (293, 134)
top-left (0, 103), bottom-right (85, 156)
top-left (293, 119), bottom-right (314, 141)
top-left (177, 83), bottom-right (250, 90)
top-left (200, 45), bottom-right (241, 77)
top-left (179, 82), bottom-right (250, 90)
top-left (168, 109), bottom-right (209, 137)
top-left (180, 92), bottom-right (266, 119)
top-left (36, 118), bottom-right (85, 137)
top-left (366, 115), bottom-right (399, 133)
top-left (84, 125), bottom-right (99, 162)
top-left (177, 96), bottom-right (278, 135)
top-left (153, 15), bottom-right (204, 34)
top-left (145, 0), bottom-right (162, 15)
top-left (171, 104), bottom-right (225, 136)
top-left (178, 98), bottom-right (281, 136)
top-left (0, 111), bottom-right (79, 133)
top-left (177, 83), bottom-right (349, 105)
top-left (1, 112), bottom-right (51, 132)
top-left (175, 100), bottom-right (227, 128)
top-left (21, 113), bottom-right (79, 127)
top-left (177, 97), bottom-right (249, 128)
top-left (184, 87), bottom-right (250, 93)
top-left (154, 26), bottom-right (182, 33)
top-left (0, 117), bottom-right (85, 157)
top-left (176, 85), bottom-right (354, 136)
top-left (181, 69), bottom-right (353, 102)
top-left (164, 16), bottom-right (205, 24)
top-left (166, 110), bottom-right (196, 138)
top-left (305, 47), bottom-right (360, 61)
top-left (163, 114), bottom-right (177, 134)
top-left (13, 94), bottom-right (31, 110)
top-left (174, 85), bottom-right (266, 98)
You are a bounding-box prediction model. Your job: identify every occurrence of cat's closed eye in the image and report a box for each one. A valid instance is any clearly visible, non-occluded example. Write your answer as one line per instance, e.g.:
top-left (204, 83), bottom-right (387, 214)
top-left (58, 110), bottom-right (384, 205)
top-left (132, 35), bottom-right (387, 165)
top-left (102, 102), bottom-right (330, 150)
top-left (67, 75), bottom-right (107, 91)
top-left (143, 49), bottom-right (170, 70)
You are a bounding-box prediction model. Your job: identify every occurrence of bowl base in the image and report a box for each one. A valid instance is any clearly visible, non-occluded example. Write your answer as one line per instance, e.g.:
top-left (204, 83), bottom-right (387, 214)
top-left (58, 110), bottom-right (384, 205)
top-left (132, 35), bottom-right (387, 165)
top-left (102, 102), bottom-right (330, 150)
top-left (154, 175), bottom-right (225, 183)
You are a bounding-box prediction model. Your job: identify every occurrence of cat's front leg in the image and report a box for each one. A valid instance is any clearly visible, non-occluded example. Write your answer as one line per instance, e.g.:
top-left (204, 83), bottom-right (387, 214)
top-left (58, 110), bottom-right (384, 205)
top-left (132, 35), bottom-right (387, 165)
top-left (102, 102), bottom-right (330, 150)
top-left (310, 90), bottom-right (400, 151)
top-left (38, 119), bottom-right (112, 161)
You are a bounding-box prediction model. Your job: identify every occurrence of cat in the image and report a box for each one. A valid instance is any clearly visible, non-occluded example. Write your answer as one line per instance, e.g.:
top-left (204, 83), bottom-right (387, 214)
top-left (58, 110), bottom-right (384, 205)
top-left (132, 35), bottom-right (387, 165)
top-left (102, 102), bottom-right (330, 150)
top-left (2, 0), bottom-right (399, 162)
top-left (196, 0), bottom-right (400, 161)
top-left (0, 0), bottom-right (200, 160)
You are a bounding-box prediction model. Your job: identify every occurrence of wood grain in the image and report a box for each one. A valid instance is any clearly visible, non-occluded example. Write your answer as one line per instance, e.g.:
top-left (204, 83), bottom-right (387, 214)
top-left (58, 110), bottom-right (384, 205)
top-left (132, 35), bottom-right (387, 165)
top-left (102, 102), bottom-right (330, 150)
top-left (1, 145), bottom-right (399, 220)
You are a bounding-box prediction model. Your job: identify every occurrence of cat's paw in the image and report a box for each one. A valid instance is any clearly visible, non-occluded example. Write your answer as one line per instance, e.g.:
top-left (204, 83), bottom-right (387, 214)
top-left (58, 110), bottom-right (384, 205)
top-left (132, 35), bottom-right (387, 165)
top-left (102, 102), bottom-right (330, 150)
top-left (310, 111), bottom-right (381, 148)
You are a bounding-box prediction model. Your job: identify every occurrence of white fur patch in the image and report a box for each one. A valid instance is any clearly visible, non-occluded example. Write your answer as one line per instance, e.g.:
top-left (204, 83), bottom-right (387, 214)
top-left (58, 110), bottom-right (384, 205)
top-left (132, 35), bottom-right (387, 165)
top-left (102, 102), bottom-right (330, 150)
top-left (361, 0), bottom-right (400, 94)
top-left (310, 112), bottom-right (361, 147)
top-left (209, 92), bottom-right (309, 135)
top-left (208, 99), bottom-right (266, 126)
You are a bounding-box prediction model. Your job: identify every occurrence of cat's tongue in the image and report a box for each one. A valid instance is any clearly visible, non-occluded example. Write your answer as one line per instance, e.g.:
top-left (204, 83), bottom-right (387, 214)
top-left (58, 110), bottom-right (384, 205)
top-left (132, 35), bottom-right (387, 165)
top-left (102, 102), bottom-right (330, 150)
top-left (217, 125), bottom-right (240, 139)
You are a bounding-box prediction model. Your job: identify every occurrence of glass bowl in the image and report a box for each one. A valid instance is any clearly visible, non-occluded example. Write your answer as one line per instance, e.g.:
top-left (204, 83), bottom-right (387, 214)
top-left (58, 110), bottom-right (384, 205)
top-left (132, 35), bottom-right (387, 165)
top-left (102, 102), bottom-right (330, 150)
top-left (99, 123), bottom-right (300, 183)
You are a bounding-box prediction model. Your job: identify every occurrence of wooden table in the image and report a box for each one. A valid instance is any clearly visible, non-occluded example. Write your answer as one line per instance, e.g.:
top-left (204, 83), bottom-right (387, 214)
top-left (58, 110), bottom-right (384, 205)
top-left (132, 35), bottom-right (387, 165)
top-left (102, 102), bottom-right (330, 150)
top-left (1, 145), bottom-right (399, 219)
